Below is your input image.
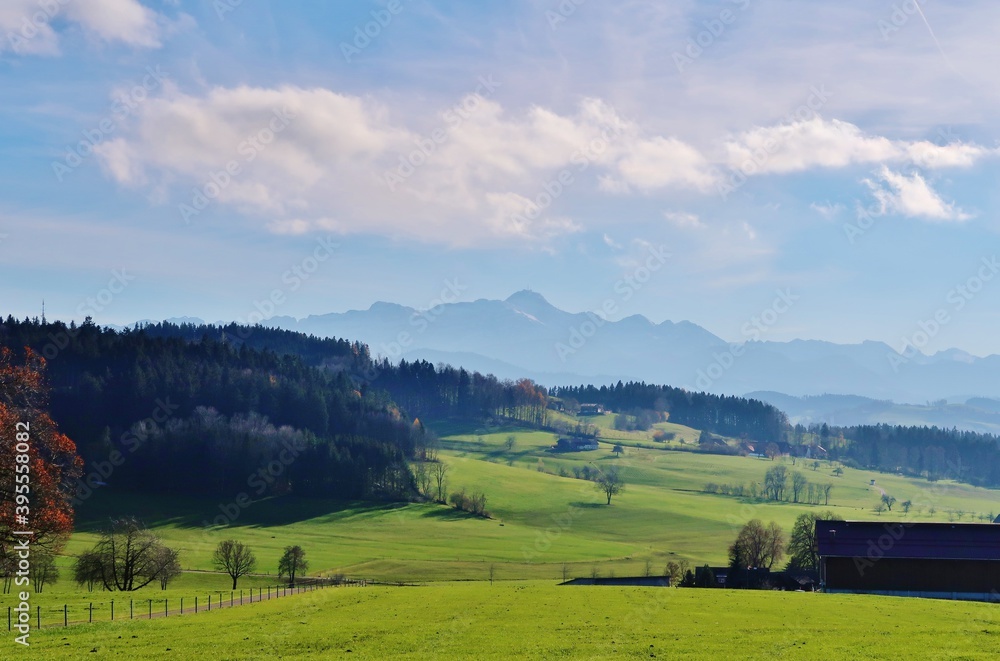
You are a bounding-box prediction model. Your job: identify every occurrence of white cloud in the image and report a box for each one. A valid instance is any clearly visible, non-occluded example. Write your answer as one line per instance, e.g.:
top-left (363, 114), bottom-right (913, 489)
top-left (663, 210), bottom-right (703, 230)
top-left (65, 0), bottom-right (163, 48)
top-left (94, 81), bottom-right (996, 247)
top-left (602, 233), bottom-right (622, 250)
top-left (810, 202), bottom-right (843, 219)
top-left (0, 1), bottom-right (61, 54)
top-left (862, 166), bottom-right (972, 222)
top-left (724, 117), bottom-right (997, 175)
top-left (95, 86), bottom-right (709, 246)
top-left (0, 0), bottom-right (166, 54)
top-left (611, 136), bottom-right (717, 192)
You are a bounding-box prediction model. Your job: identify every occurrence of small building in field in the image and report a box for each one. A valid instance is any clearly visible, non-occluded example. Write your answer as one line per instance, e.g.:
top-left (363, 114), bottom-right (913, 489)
top-left (816, 520), bottom-right (1000, 602)
top-left (554, 437), bottom-right (599, 452)
top-left (578, 403), bottom-right (605, 416)
top-left (695, 565), bottom-right (729, 587)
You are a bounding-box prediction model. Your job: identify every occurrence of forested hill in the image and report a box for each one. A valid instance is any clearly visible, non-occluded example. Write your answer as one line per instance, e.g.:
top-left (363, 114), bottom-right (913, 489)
top-left (552, 382), bottom-right (788, 441)
top-left (0, 316), bottom-right (417, 501)
top-left (116, 320), bottom-right (792, 440)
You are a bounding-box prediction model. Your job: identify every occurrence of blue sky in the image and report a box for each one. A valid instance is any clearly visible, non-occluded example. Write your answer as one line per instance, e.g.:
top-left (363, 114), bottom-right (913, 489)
top-left (1, 0), bottom-right (999, 356)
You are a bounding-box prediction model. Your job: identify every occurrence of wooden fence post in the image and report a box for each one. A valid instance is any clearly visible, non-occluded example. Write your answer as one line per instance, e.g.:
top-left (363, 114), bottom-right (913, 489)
top-left (64, 604), bottom-right (67, 627)
top-left (111, 600), bottom-right (114, 621)
top-left (89, 603), bottom-right (93, 624)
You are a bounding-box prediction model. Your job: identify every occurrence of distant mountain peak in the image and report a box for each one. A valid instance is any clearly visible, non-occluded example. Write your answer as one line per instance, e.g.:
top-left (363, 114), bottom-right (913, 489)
top-left (505, 290), bottom-right (552, 307)
top-left (504, 290), bottom-right (562, 320)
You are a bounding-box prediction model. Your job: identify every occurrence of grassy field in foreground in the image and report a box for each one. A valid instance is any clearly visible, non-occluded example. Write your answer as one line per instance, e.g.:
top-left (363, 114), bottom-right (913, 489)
top-left (15, 582), bottom-right (1000, 659)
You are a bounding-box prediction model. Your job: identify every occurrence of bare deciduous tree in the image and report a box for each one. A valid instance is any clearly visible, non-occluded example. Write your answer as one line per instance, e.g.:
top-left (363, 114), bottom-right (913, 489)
top-left (31, 552), bottom-right (59, 593)
top-left (278, 545), bottom-right (308, 587)
top-left (156, 546), bottom-right (181, 590)
top-left (791, 471), bottom-right (807, 503)
top-left (214, 539), bottom-right (258, 589)
top-left (432, 462), bottom-right (449, 503)
top-left (78, 517), bottom-right (182, 592)
top-left (728, 519), bottom-right (785, 570)
top-left (72, 550), bottom-right (102, 592)
top-left (595, 466), bottom-right (626, 505)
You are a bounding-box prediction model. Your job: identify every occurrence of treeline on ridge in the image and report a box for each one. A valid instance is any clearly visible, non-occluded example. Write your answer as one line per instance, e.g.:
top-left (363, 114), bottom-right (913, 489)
top-left (551, 382), bottom-right (788, 441)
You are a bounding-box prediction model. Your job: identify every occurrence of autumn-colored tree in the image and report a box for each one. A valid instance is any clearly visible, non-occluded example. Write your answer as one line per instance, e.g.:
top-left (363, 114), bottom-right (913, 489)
top-left (1, 348), bottom-right (83, 561)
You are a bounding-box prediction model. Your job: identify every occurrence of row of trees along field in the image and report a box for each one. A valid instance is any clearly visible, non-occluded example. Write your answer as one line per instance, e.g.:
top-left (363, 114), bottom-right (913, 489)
top-left (818, 423), bottom-right (1000, 486)
top-left (70, 519), bottom-right (310, 592)
top-left (705, 465), bottom-right (834, 505)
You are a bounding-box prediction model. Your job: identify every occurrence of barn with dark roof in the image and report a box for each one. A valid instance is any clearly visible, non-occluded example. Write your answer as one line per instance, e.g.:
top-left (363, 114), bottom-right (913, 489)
top-left (816, 520), bottom-right (1000, 602)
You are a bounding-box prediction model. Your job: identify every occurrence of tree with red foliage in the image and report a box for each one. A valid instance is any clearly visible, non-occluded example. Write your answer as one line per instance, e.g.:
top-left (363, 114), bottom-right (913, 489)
top-left (1, 348), bottom-right (83, 560)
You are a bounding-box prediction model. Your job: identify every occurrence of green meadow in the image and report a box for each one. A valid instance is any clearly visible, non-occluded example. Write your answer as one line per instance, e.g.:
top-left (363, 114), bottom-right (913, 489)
top-left (20, 582), bottom-right (1000, 660)
top-left (5, 418), bottom-right (998, 609)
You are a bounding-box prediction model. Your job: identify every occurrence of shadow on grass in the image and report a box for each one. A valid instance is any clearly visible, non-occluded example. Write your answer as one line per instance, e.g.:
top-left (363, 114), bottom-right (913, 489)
top-left (418, 507), bottom-right (482, 521)
top-left (75, 489), bottom-right (411, 531)
top-left (568, 502), bottom-right (607, 509)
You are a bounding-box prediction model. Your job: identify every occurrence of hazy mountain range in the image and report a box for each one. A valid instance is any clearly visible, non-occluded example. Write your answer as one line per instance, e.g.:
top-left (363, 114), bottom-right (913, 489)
top-left (151, 290), bottom-right (1000, 430)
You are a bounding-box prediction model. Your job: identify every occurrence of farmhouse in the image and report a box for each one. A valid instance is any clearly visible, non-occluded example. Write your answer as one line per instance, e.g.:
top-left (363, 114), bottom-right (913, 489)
top-left (578, 403), bottom-right (605, 415)
top-left (816, 520), bottom-right (1000, 602)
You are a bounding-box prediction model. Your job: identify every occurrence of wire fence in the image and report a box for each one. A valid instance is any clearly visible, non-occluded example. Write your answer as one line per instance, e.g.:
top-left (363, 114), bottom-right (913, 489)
top-left (6, 578), bottom-right (368, 632)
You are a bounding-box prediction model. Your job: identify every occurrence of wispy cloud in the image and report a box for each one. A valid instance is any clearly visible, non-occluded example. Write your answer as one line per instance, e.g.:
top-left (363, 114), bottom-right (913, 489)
top-left (862, 166), bottom-right (972, 222)
top-left (0, 0), bottom-right (170, 54)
